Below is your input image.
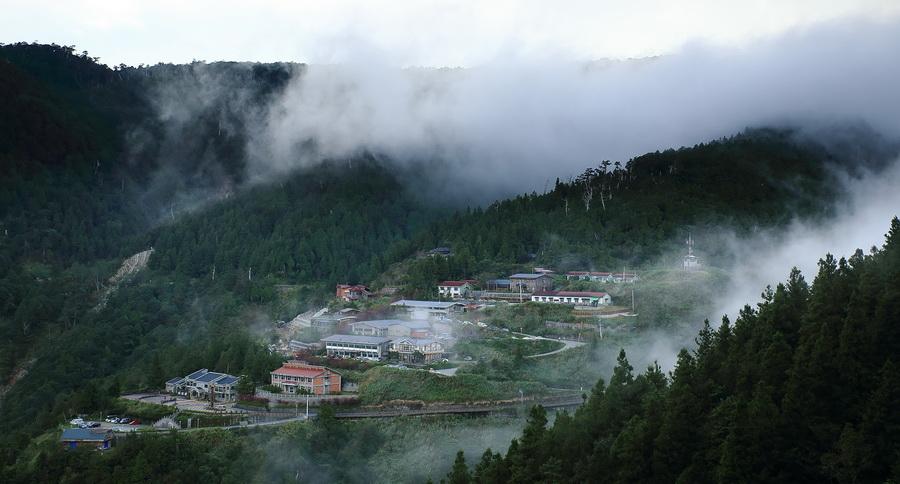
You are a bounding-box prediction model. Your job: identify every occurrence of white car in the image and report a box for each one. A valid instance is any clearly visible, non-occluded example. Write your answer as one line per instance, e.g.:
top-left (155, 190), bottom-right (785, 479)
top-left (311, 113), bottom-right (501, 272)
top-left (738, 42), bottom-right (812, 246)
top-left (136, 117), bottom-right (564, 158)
top-left (69, 418), bottom-right (85, 426)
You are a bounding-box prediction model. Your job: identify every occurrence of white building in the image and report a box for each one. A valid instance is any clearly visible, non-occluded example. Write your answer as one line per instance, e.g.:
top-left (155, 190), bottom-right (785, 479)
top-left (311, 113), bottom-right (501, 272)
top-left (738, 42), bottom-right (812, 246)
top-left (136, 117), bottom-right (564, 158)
top-left (165, 369), bottom-right (240, 402)
top-left (321, 334), bottom-right (392, 359)
top-left (391, 300), bottom-right (465, 320)
top-left (531, 291), bottom-right (612, 306)
top-left (389, 337), bottom-right (446, 363)
top-left (437, 280), bottom-right (474, 299)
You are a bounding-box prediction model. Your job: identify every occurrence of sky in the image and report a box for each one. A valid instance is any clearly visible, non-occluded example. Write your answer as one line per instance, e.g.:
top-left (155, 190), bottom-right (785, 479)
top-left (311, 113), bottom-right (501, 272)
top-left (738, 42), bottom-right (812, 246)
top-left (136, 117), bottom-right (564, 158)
top-left (2, 0), bottom-right (899, 66)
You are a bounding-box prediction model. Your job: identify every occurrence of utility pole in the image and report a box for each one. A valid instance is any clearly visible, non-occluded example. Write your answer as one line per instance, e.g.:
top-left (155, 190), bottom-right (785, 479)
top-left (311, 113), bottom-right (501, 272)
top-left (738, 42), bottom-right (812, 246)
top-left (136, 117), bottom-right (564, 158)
top-left (306, 394), bottom-right (310, 420)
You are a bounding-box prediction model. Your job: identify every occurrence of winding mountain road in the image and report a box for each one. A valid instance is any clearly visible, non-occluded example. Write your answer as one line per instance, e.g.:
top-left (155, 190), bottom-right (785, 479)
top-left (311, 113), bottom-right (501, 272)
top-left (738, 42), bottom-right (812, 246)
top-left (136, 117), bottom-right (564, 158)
top-left (513, 332), bottom-right (585, 358)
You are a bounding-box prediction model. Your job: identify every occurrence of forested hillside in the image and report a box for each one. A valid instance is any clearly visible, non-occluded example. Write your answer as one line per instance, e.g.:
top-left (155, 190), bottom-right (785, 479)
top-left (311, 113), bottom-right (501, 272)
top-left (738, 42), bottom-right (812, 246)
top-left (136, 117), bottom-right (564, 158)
top-left (395, 127), bottom-right (897, 298)
top-left (1, 43), bottom-right (899, 482)
top-left (447, 219), bottom-right (900, 483)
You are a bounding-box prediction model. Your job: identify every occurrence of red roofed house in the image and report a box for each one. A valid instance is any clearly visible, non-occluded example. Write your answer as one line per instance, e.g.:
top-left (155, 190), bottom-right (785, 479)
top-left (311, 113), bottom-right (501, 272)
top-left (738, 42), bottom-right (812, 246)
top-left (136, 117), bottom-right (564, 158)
top-left (437, 280), bottom-right (475, 299)
top-left (336, 284), bottom-right (371, 302)
top-left (531, 291), bottom-right (612, 306)
top-left (270, 361), bottom-right (342, 395)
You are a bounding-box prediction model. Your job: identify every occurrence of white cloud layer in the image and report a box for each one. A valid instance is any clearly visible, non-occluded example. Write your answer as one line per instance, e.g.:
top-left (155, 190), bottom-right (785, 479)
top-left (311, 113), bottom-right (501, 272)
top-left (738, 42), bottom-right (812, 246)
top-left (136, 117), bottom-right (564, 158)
top-left (246, 18), bottom-right (900, 198)
top-left (2, 0), bottom-right (898, 66)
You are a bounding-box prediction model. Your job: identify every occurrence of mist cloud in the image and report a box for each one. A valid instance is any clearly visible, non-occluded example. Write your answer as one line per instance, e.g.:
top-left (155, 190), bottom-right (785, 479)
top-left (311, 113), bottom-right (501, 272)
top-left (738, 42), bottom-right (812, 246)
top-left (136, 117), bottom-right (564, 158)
top-left (712, 158), bottom-right (900, 321)
top-left (244, 18), bottom-right (900, 200)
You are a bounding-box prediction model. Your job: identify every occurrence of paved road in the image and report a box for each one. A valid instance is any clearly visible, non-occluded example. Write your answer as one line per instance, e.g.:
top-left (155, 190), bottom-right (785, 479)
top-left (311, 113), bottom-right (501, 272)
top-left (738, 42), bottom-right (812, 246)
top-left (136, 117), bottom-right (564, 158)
top-left (151, 394), bottom-right (585, 432)
top-left (513, 332), bottom-right (586, 358)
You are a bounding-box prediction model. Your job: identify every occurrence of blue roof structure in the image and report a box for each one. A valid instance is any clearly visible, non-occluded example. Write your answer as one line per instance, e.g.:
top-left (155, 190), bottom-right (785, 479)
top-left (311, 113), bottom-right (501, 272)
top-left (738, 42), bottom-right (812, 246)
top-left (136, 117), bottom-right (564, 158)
top-left (195, 372), bottom-right (226, 383)
top-left (216, 375), bottom-right (239, 385)
top-left (61, 428), bottom-right (112, 442)
top-left (186, 369), bottom-right (208, 379)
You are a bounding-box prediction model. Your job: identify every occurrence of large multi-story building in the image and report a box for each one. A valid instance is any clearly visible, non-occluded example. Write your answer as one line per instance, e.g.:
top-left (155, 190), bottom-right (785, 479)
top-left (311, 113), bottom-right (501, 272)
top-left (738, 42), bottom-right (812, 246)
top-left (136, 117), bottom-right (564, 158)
top-left (321, 334), bottom-right (392, 359)
top-left (165, 369), bottom-right (240, 402)
top-left (270, 361), bottom-right (342, 395)
top-left (389, 337), bottom-right (446, 363)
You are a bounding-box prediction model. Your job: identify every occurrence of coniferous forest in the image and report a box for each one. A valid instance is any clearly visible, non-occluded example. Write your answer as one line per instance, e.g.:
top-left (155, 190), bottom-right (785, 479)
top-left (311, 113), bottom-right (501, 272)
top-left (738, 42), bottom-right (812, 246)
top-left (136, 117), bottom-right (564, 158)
top-left (445, 221), bottom-right (900, 483)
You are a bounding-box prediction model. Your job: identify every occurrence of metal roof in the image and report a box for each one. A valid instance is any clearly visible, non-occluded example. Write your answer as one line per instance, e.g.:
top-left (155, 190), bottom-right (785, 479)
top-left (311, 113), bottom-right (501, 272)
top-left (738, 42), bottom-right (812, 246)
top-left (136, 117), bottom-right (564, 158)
top-left (194, 371), bottom-right (226, 383)
top-left (321, 334), bottom-right (392, 344)
top-left (390, 300), bottom-right (462, 309)
top-left (216, 375), bottom-right (240, 385)
top-left (533, 291), bottom-right (609, 298)
top-left (352, 319), bottom-right (430, 329)
top-left (509, 273), bottom-right (550, 279)
top-left (61, 428), bottom-right (112, 442)
top-left (391, 337), bottom-right (441, 346)
top-left (186, 369), bottom-right (208, 380)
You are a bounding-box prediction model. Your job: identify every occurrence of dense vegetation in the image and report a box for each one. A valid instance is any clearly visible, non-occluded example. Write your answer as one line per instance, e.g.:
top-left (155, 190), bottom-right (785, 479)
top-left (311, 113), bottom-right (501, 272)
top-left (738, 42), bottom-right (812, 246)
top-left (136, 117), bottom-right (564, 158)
top-left (357, 367), bottom-right (547, 404)
top-left (3, 413), bottom-right (527, 483)
top-left (447, 219), bottom-right (900, 483)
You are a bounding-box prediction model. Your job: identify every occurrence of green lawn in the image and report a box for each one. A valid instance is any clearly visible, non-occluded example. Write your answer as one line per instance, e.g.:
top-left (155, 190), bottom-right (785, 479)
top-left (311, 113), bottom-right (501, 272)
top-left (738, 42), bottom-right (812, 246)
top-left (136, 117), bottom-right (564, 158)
top-left (357, 367), bottom-right (546, 404)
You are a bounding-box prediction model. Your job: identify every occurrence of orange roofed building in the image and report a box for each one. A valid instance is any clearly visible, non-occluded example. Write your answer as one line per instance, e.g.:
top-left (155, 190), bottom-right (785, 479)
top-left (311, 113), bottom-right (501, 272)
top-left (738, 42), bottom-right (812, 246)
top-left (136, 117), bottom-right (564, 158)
top-left (336, 284), bottom-right (371, 302)
top-left (270, 361), bottom-right (342, 395)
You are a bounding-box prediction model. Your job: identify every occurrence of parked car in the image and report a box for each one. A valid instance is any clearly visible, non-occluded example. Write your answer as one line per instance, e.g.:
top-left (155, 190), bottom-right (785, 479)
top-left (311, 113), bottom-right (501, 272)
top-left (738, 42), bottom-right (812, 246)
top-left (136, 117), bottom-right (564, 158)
top-left (104, 416), bottom-right (119, 423)
top-left (69, 418), bottom-right (84, 426)
top-left (116, 417), bottom-right (132, 424)
top-left (128, 419), bottom-right (141, 425)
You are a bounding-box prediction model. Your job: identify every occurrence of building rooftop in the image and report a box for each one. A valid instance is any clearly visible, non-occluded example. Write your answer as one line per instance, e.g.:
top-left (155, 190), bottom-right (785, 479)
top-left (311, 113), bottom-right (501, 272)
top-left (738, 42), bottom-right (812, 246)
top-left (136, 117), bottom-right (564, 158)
top-left (61, 428), bottom-right (112, 442)
top-left (353, 319), bottom-right (430, 329)
top-left (391, 337), bottom-right (441, 346)
top-left (534, 291), bottom-right (609, 298)
top-left (439, 280), bottom-right (470, 287)
top-left (509, 273), bottom-right (551, 279)
top-left (186, 369), bottom-right (208, 380)
top-left (322, 334), bottom-right (392, 344)
top-left (194, 371), bottom-right (226, 383)
top-left (216, 375), bottom-right (240, 385)
top-left (391, 300), bottom-right (463, 309)
top-left (273, 366), bottom-right (326, 378)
